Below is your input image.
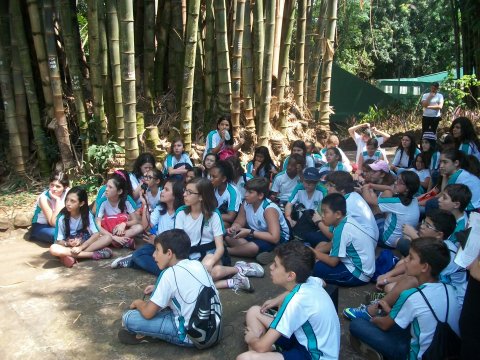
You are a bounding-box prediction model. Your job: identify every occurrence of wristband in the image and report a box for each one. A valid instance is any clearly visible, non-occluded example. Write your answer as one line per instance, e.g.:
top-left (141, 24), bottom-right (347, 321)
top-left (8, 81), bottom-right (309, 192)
top-left (250, 229), bottom-right (254, 236)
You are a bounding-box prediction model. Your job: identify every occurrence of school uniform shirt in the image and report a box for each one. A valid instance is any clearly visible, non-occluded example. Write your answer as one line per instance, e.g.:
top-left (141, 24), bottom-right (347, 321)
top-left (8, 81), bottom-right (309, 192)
top-left (244, 199), bottom-right (290, 242)
top-left (95, 185), bottom-right (138, 214)
top-left (345, 192), bottom-right (379, 244)
top-left (360, 149), bottom-right (383, 162)
top-left (233, 173), bottom-right (253, 199)
top-left (32, 189), bottom-right (69, 225)
top-left (319, 161), bottom-right (349, 173)
top-left (96, 197), bottom-right (137, 219)
top-left (129, 173), bottom-right (144, 206)
top-left (378, 197), bottom-right (420, 247)
top-left (145, 188), bottom-right (161, 212)
top-left (149, 205), bottom-right (176, 235)
top-left (320, 147), bottom-right (352, 172)
top-left (282, 154), bottom-right (315, 171)
top-left (288, 183), bottom-right (327, 210)
top-left (459, 141), bottom-right (480, 161)
top-left (203, 130), bottom-right (225, 159)
top-left (354, 133), bottom-right (385, 163)
top-left (54, 212), bottom-right (99, 241)
top-left (174, 206), bottom-right (225, 260)
top-left (421, 92), bottom-right (444, 117)
top-left (246, 161), bottom-right (275, 179)
top-left (269, 277), bottom-right (340, 360)
top-left (390, 282), bottom-right (461, 359)
top-left (392, 148), bottom-right (421, 168)
top-left (447, 169), bottom-right (480, 209)
top-left (448, 212), bottom-right (468, 245)
top-left (163, 153), bottom-right (193, 176)
top-left (440, 239), bottom-right (467, 306)
top-left (309, 153), bottom-right (324, 167)
top-left (330, 216), bottom-right (376, 282)
top-left (414, 169), bottom-right (430, 183)
top-left (429, 151), bottom-right (440, 171)
top-left (150, 259), bottom-right (218, 345)
top-left (271, 171), bottom-right (301, 202)
top-left (215, 183), bottom-right (242, 213)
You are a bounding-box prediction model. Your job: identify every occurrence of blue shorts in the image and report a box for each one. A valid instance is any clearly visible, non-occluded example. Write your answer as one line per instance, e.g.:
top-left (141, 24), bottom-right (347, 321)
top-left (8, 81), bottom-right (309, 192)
top-left (245, 235), bottom-right (276, 253)
top-left (275, 334), bottom-right (311, 360)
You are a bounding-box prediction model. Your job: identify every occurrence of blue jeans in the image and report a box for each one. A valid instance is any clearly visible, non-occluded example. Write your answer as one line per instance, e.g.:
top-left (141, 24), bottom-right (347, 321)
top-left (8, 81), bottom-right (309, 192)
top-left (131, 244), bottom-right (161, 276)
top-left (122, 308), bottom-right (193, 347)
top-left (302, 231), bottom-right (330, 247)
top-left (313, 261), bottom-right (367, 287)
top-left (30, 223), bottom-right (55, 244)
top-left (350, 318), bottom-right (410, 360)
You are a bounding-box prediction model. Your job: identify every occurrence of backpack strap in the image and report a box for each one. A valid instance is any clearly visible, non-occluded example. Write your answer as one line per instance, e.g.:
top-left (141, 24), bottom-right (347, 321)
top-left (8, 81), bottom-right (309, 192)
top-left (416, 283), bottom-right (449, 323)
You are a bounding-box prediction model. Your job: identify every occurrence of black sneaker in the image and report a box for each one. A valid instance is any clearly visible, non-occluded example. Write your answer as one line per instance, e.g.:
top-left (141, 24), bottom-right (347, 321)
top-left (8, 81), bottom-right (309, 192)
top-left (118, 329), bottom-right (161, 345)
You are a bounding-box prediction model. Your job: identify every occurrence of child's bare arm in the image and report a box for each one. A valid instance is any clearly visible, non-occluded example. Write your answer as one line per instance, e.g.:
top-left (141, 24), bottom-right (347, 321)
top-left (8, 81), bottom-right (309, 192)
top-left (130, 299), bottom-right (161, 319)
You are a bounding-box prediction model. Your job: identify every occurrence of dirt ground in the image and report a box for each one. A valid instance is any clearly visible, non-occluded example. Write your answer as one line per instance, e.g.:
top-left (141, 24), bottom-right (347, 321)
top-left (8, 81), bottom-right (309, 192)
top-left (0, 228), bottom-right (376, 360)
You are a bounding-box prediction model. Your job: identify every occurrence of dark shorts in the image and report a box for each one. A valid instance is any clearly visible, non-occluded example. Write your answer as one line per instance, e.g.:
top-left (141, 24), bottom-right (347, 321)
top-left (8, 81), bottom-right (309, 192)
top-left (245, 235), bottom-right (276, 253)
top-left (275, 335), bottom-right (311, 360)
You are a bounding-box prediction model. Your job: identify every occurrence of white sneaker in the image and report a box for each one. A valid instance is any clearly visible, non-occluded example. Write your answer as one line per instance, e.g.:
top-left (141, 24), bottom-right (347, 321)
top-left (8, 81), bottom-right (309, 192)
top-left (235, 261), bottom-right (265, 278)
top-left (231, 273), bottom-right (254, 293)
top-left (110, 254), bottom-right (133, 269)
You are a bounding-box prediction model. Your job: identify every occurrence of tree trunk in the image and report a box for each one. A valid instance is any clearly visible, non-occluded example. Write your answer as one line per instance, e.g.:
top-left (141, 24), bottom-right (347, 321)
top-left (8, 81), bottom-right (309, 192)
top-left (44, 0), bottom-right (76, 169)
top-left (214, 0), bottom-right (232, 115)
top-left (231, 0), bottom-right (245, 137)
top-left (252, 0), bottom-right (264, 129)
top-left (154, 0), bottom-right (170, 97)
top-left (106, 0), bottom-right (125, 146)
top-left (277, 0), bottom-right (295, 135)
top-left (58, 0), bottom-right (89, 157)
top-left (180, 0), bottom-right (201, 152)
top-left (26, 0), bottom-right (54, 119)
top-left (242, 0), bottom-right (255, 133)
top-left (168, 0), bottom-right (185, 108)
top-left (303, 0), bottom-right (313, 107)
top-left (88, 0), bottom-right (107, 144)
top-left (204, 0), bottom-right (216, 127)
top-left (272, 0), bottom-right (285, 79)
top-left (143, 0), bottom-right (155, 112)
top-left (10, 0), bottom-right (50, 175)
top-left (317, 0), bottom-right (338, 130)
top-left (118, 0), bottom-right (139, 168)
top-left (294, 0), bottom-right (307, 109)
top-left (258, 0), bottom-right (276, 146)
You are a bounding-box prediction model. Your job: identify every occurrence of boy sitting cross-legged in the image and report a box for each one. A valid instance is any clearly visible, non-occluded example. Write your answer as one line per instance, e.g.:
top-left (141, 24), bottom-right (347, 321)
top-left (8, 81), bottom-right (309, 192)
top-left (236, 241), bottom-right (340, 360)
top-left (118, 229), bottom-right (221, 347)
top-left (438, 183), bottom-right (471, 244)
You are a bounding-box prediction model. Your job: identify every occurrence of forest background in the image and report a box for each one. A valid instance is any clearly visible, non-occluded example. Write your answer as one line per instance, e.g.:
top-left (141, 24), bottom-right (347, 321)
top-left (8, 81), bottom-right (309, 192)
top-left (0, 0), bottom-right (478, 193)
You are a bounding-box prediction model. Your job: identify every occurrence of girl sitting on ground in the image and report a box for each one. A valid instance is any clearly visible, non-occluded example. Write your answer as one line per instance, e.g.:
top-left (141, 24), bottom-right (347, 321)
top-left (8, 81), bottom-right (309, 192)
top-left (227, 156), bottom-right (253, 199)
top-left (200, 153), bottom-right (217, 178)
top-left (139, 168), bottom-right (163, 215)
top-left (413, 153), bottom-right (431, 193)
top-left (129, 152), bottom-right (156, 204)
top-left (96, 171), bottom-right (143, 249)
top-left (30, 171), bottom-right (70, 244)
top-left (246, 146), bottom-right (278, 181)
top-left (356, 138), bottom-right (388, 175)
top-left (319, 147), bottom-right (350, 173)
top-left (320, 134), bottom-right (352, 172)
top-left (163, 138), bottom-right (193, 179)
top-left (282, 140), bottom-right (314, 170)
top-left (450, 116), bottom-right (480, 160)
top-left (49, 187), bottom-right (113, 267)
top-left (185, 166), bottom-right (202, 183)
top-left (390, 134), bottom-right (420, 174)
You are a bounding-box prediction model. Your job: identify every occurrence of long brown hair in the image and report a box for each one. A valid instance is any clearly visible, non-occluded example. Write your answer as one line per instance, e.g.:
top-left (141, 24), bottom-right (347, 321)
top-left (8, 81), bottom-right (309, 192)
top-left (185, 177), bottom-right (217, 219)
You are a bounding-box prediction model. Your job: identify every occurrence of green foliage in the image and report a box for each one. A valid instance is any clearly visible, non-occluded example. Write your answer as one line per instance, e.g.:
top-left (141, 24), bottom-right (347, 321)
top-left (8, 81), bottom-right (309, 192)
top-left (87, 140), bottom-right (124, 175)
top-left (442, 73), bottom-right (480, 112)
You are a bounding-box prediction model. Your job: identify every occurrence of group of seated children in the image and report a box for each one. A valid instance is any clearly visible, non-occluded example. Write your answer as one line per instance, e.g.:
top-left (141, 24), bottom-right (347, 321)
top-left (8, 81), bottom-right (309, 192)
top-left (28, 115), bottom-right (480, 359)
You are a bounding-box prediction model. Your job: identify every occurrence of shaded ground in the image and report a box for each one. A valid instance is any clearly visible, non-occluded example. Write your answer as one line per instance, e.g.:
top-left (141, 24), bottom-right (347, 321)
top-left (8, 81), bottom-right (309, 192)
top-left (0, 228), bottom-right (375, 360)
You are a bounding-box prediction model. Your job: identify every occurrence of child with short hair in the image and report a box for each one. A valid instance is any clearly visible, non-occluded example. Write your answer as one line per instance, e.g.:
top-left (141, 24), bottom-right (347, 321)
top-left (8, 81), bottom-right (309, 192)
top-left (357, 138), bottom-right (388, 174)
top-left (439, 184), bottom-right (471, 244)
top-left (118, 229), bottom-right (221, 347)
top-left (226, 177), bottom-right (290, 260)
top-left (163, 138), bottom-right (193, 179)
top-left (282, 140), bottom-right (315, 170)
top-left (348, 122), bottom-right (391, 164)
top-left (305, 140), bottom-right (324, 168)
top-left (319, 147), bottom-right (350, 173)
top-left (236, 241), bottom-right (340, 360)
top-left (271, 153), bottom-right (304, 204)
top-left (349, 238), bottom-right (461, 360)
top-left (49, 187), bottom-right (113, 267)
top-left (227, 156), bottom-right (253, 199)
top-left (320, 134), bottom-right (352, 172)
top-left (312, 193), bottom-right (375, 286)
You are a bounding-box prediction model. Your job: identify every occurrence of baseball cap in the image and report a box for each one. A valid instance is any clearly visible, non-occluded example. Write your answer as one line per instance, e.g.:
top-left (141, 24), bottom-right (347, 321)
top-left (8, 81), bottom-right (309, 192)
top-left (303, 167), bottom-right (321, 181)
top-left (367, 160), bottom-right (389, 173)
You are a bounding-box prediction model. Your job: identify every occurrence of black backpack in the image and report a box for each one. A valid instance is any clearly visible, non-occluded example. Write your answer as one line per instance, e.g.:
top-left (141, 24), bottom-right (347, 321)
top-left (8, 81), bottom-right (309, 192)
top-left (417, 283), bottom-right (461, 360)
top-left (175, 265), bottom-right (223, 349)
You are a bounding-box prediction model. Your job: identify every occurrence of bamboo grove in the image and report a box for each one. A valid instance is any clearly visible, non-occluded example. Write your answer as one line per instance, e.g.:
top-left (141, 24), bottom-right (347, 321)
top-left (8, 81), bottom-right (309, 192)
top-left (0, 0), bottom-right (478, 175)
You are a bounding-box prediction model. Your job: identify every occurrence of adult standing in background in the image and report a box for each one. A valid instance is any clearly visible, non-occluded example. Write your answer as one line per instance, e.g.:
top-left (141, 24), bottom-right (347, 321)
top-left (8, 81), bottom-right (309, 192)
top-left (421, 82), bottom-right (444, 134)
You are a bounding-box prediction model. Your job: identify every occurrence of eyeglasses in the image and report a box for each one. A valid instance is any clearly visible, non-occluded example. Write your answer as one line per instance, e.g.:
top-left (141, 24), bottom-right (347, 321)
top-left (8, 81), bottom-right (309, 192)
top-left (143, 175), bottom-right (154, 180)
top-left (421, 219), bottom-right (439, 232)
top-left (184, 188), bottom-right (200, 195)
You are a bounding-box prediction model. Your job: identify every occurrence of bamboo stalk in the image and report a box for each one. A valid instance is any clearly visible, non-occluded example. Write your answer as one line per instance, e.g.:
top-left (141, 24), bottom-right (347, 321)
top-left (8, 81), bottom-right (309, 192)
top-left (214, 0), bottom-right (232, 115)
top-left (272, 0), bottom-right (285, 79)
top-left (143, 0), bottom-right (155, 112)
top-left (252, 0), bottom-right (264, 128)
top-left (204, 0), bottom-right (216, 126)
top-left (231, 0), bottom-right (245, 136)
top-left (168, 0), bottom-right (185, 108)
top-left (154, 0), bottom-right (170, 97)
top-left (303, 0), bottom-right (313, 107)
top-left (294, 0), bottom-right (307, 109)
top-left (242, 0), bottom-right (255, 132)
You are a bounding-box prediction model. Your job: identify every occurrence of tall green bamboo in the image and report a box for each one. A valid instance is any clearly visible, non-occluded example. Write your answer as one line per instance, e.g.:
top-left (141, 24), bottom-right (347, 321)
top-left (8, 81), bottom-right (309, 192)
top-left (10, 0), bottom-right (49, 175)
top-left (118, 0), bottom-right (139, 167)
top-left (272, 0), bottom-right (285, 79)
top-left (242, 0), bottom-right (255, 132)
top-left (204, 0), bottom-right (216, 124)
top-left (169, 0), bottom-right (185, 106)
top-left (154, 0), bottom-right (170, 97)
top-left (43, 0), bottom-right (75, 168)
top-left (317, 0), bottom-right (338, 130)
top-left (214, 0), bottom-right (232, 115)
top-left (252, 0), bottom-right (264, 127)
top-left (106, 0), bottom-right (125, 146)
top-left (26, 0), bottom-right (54, 119)
top-left (307, 0), bottom-right (327, 115)
top-left (231, 0), bottom-right (245, 136)
top-left (303, 0), bottom-right (313, 107)
top-left (294, 0), bottom-right (307, 109)
top-left (180, 0), bottom-right (201, 152)
top-left (88, 0), bottom-right (107, 144)
top-left (57, 0), bottom-right (89, 157)
top-left (0, 39), bottom-right (25, 175)
top-left (277, 0), bottom-right (295, 135)
top-left (143, 0), bottom-right (155, 112)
